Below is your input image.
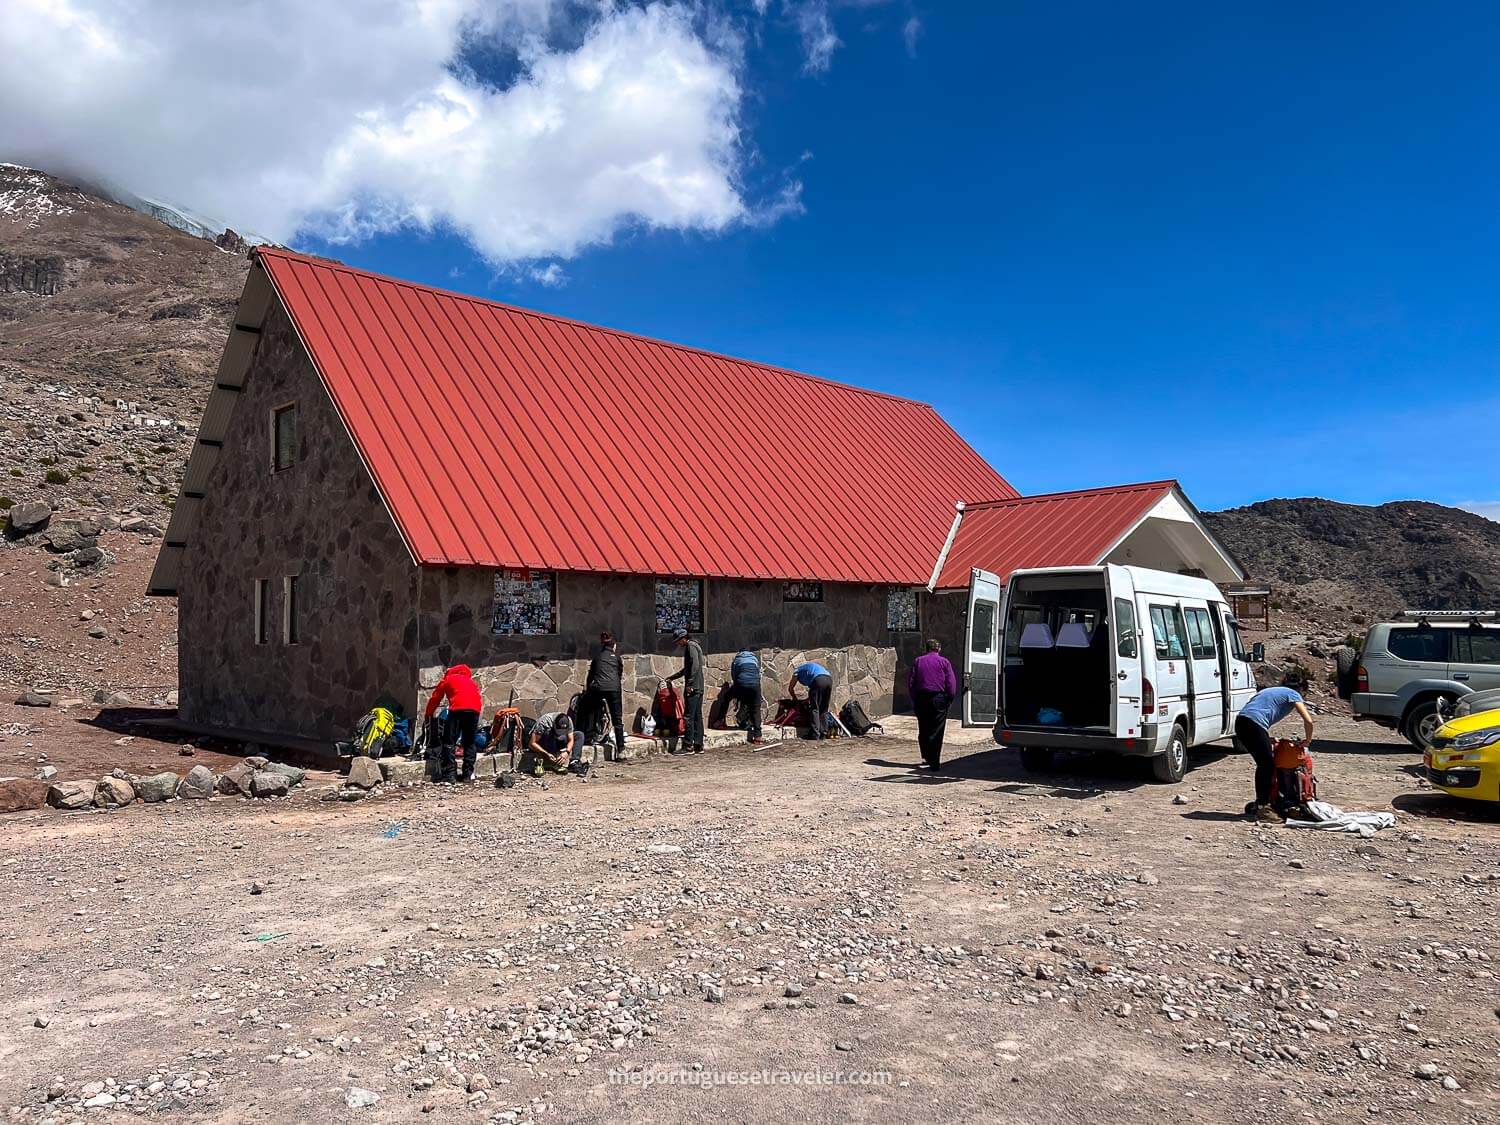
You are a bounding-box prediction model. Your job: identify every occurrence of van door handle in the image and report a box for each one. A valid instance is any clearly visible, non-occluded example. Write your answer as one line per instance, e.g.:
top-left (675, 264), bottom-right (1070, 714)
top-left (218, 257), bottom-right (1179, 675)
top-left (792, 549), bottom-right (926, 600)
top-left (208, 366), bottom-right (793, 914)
top-left (1454, 673), bottom-right (1470, 681)
top-left (1117, 671), bottom-right (1128, 680)
top-left (1213, 669), bottom-right (1221, 677)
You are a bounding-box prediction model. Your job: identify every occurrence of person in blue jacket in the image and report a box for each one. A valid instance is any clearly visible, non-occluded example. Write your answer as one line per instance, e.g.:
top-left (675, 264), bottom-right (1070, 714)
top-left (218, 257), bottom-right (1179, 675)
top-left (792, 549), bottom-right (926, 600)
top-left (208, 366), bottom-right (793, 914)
top-left (1235, 679), bottom-right (1316, 822)
top-left (789, 660), bottom-right (835, 741)
top-left (727, 650), bottom-right (764, 745)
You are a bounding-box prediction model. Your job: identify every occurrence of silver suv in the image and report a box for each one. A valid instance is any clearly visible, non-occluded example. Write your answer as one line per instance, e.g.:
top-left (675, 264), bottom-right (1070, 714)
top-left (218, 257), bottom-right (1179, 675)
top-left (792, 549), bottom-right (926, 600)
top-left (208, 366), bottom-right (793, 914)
top-left (1344, 611), bottom-right (1500, 749)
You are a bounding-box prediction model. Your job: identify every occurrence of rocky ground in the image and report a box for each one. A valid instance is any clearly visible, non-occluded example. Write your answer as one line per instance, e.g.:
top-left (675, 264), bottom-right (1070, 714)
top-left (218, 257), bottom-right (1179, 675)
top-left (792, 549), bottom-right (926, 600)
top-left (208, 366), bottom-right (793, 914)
top-left (1, 715), bottom-right (1496, 1125)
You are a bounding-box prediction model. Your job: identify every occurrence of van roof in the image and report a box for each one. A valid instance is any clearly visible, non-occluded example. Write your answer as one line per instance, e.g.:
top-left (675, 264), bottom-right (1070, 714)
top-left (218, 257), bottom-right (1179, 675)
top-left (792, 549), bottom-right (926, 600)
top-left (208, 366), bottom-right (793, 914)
top-left (1007, 563), bottom-right (1228, 602)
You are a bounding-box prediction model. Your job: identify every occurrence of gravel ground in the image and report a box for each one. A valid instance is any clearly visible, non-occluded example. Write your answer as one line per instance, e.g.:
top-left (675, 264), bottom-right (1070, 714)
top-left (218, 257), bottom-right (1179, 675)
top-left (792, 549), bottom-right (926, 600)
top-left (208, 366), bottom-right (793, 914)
top-left (1, 716), bottom-right (1497, 1125)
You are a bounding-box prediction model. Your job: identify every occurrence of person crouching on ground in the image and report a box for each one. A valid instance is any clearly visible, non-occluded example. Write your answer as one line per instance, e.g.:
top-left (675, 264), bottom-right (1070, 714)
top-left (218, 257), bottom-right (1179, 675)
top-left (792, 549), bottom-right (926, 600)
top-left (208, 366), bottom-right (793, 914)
top-left (789, 660), bottom-right (834, 740)
top-left (1235, 677), bottom-right (1315, 822)
top-left (526, 712), bottom-right (587, 777)
top-left (424, 663), bottom-right (483, 783)
top-left (667, 627), bottom-right (706, 753)
top-left (908, 638), bottom-right (958, 771)
top-left (728, 649), bottom-right (765, 745)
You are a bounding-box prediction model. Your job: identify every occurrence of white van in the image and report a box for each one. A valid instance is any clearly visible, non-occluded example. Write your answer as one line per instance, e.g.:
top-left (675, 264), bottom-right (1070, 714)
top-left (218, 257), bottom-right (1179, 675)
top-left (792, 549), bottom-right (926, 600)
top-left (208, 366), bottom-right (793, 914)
top-left (964, 564), bottom-right (1258, 782)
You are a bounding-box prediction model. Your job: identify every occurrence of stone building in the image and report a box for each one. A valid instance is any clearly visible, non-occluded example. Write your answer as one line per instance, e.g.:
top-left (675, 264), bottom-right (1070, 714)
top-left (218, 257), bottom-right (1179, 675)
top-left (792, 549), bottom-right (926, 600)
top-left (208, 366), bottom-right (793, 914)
top-left (149, 249), bottom-right (1240, 747)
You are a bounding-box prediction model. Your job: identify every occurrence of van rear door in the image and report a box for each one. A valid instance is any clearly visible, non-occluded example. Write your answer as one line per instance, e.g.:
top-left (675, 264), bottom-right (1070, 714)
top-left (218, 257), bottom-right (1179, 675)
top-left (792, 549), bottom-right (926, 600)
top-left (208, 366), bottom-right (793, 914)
top-left (1109, 575), bottom-right (1142, 737)
top-left (965, 568), bottom-right (1002, 726)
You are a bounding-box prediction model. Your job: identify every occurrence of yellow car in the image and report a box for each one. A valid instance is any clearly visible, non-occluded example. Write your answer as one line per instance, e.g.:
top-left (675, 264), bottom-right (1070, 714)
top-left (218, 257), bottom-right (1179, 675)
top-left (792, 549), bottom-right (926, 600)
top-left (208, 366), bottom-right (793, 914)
top-left (1426, 704), bottom-right (1500, 804)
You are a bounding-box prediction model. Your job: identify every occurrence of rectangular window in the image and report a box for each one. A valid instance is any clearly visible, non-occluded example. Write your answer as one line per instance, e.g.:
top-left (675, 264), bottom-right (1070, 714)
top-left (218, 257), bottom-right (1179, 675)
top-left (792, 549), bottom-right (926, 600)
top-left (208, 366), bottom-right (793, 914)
top-left (283, 575), bottom-right (300, 645)
top-left (1387, 627), bottom-right (1450, 663)
top-left (253, 579), bottom-right (269, 645)
top-left (656, 578), bottom-right (705, 634)
top-left (1184, 607), bottom-right (1217, 659)
top-left (783, 581), bottom-right (824, 602)
top-left (1226, 616), bottom-right (1247, 660)
top-left (971, 600), bottom-right (996, 655)
top-left (1114, 598), bottom-right (1138, 659)
top-left (271, 403), bottom-right (298, 471)
top-left (491, 569), bottom-right (558, 636)
top-left (1453, 628), bottom-right (1500, 665)
top-left (887, 587), bottom-right (919, 632)
top-left (1006, 605), bottom-right (1044, 657)
top-left (1149, 604), bottom-right (1187, 660)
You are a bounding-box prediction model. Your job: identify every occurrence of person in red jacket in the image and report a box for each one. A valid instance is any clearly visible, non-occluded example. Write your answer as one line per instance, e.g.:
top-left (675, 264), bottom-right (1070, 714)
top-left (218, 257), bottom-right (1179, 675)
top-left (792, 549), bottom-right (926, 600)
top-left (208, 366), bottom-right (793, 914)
top-left (424, 664), bottom-right (483, 783)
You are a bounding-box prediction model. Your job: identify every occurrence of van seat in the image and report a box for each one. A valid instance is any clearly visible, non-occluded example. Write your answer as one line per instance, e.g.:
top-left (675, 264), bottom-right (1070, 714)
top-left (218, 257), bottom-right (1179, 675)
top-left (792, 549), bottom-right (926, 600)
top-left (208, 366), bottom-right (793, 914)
top-left (1056, 622), bottom-right (1091, 648)
top-left (1019, 623), bottom-right (1055, 649)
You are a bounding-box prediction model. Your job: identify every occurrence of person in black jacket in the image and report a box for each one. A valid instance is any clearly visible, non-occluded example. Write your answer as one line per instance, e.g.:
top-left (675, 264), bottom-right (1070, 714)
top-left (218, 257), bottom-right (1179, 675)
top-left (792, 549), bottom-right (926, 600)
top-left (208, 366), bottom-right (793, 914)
top-left (581, 632), bottom-right (626, 759)
top-left (667, 627), bottom-right (706, 753)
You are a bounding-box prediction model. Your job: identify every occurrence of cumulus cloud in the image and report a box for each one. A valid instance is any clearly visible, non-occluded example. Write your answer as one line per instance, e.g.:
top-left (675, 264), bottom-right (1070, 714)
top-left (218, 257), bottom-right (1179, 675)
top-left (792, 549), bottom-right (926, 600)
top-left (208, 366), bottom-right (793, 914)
top-left (0, 0), bottom-right (783, 265)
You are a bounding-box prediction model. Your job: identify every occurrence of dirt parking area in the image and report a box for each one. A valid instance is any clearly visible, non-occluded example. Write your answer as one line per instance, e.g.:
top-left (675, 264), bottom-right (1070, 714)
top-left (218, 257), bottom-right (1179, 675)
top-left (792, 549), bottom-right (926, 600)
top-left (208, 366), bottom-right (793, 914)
top-left (1, 716), bottom-right (1497, 1124)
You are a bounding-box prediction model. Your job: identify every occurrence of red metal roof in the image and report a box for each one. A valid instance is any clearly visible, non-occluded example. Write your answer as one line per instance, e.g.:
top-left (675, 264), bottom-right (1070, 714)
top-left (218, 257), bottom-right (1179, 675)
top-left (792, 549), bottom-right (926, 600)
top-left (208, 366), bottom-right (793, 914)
top-left (933, 480), bottom-right (1177, 589)
top-left (256, 248), bottom-right (1016, 584)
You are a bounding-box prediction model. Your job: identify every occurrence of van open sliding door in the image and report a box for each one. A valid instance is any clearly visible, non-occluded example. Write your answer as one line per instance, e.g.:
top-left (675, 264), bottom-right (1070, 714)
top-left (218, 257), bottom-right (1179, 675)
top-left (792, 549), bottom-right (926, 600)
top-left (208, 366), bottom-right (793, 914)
top-left (965, 568), bottom-right (1002, 726)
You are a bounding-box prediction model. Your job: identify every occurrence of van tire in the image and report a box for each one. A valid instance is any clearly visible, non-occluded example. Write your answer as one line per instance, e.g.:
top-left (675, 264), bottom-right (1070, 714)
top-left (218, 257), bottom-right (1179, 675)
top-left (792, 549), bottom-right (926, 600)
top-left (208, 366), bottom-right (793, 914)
top-left (1151, 725), bottom-right (1188, 783)
top-left (1019, 748), bottom-right (1054, 773)
top-left (1333, 646), bottom-right (1358, 700)
top-left (1402, 698), bottom-right (1450, 751)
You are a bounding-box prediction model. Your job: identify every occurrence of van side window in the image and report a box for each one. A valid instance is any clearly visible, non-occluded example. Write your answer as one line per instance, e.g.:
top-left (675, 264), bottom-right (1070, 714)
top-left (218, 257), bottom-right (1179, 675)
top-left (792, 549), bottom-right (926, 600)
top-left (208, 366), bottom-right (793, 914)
top-left (1114, 598), bottom-right (1137, 658)
top-left (1387, 627), bottom-right (1450, 663)
top-left (1184, 607), bottom-right (1217, 659)
top-left (971, 600), bottom-right (996, 655)
top-left (1453, 628), bottom-right (1500, 665)
top-left (1149, 605), bottom-right (1187, 659)
top-left (1006, 606), bottom-right (1044, 657)
top-left (1226, 617), bottom-right (1247, 659)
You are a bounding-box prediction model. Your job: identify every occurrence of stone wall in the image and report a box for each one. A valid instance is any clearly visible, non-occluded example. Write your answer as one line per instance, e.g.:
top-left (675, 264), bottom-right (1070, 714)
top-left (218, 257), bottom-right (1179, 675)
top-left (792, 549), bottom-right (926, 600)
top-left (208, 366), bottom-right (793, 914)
top-left (176, 300), bottom-right (418, 742)
top-left (413, 570), bottom-right (926, 724)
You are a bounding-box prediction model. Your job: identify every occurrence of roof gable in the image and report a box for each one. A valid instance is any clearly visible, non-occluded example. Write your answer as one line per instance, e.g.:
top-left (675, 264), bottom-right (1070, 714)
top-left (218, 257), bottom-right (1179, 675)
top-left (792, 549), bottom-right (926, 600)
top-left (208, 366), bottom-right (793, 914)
top-left (256, 248), bottom-right (1016, 584)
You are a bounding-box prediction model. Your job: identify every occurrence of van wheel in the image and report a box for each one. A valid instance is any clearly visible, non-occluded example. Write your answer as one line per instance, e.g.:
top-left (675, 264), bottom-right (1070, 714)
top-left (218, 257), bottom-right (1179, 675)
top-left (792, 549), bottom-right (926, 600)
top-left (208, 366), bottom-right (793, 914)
top-left (1151, 726), bottom-right (1188, 783)
top-left (1403, 698), bottom-right (1450, 751)
top-left (1019, 748), bottom-right (1054, 772)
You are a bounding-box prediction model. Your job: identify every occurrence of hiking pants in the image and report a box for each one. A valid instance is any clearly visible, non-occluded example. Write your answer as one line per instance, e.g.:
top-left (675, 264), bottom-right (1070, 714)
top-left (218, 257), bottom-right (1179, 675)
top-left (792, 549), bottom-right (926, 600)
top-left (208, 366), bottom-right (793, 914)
top-left (443, 708), bottom-right (480, 781)
top-left (808, 674), bottom-right (833, 740)
top-left (684, 690), bottom-right (705, 749)
top-left (581, 687), bottom-right (626, 758)
top-left (1235, 715), bottom-right (1275, 805)
top-left (728, 682), bottom-right (762, 740)
top-left (913, 689), bottom-right (951, 765)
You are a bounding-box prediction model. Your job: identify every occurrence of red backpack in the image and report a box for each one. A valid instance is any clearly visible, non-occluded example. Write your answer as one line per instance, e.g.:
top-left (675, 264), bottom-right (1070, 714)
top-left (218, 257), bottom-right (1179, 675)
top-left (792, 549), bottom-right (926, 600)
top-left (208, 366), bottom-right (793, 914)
top-left (1269, 738), bottom-right (1318, 816)
top-left (653, 683), bottom-right (686, 735)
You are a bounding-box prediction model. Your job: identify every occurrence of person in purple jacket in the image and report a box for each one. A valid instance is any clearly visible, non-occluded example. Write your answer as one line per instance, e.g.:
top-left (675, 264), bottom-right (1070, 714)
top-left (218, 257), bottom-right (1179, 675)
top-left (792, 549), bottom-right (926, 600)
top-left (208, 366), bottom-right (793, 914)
top-left (908, 639), bottom-right (959, 771)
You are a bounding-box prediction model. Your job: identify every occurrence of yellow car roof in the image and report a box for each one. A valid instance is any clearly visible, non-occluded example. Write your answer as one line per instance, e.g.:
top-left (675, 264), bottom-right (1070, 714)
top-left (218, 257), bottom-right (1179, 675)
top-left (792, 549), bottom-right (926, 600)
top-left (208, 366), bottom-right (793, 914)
top-left (1436, 706), bottom-right (1500, 738)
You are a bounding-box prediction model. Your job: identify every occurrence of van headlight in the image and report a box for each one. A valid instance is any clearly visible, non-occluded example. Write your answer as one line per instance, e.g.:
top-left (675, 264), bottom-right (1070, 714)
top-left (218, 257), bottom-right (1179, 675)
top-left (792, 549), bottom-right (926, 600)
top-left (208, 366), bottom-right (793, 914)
top-left (1452, 727), bottom-right (1500, 751)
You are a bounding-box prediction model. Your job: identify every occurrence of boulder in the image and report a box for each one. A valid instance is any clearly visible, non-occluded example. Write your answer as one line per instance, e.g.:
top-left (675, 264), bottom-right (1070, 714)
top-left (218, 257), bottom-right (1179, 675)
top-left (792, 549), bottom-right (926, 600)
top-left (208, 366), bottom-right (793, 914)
top-left (42, 521), bottom-right (99, 553)
top-left (47, 780), bottom-right (97, 811)
top-left (5, 500), bottom-right (51, 536)
top-left (72, 546), bottom-right (104, 568)
top-left (345, 757), bottom-right (382, 790)
top-left (0, 778), bottom-right (50, 813)
top-left (94, 775), bottom-right (135, 807)
top-left (379, 758), bottom-right (427, 785)
top-left (137, 772), bottom-right (179, 803)
top-left (93, 689), bottom-right (131, 706)
top-left (14, 691), bottom-right (51, 708)
top-left (244, 755), bottom-right (270, 770)
top-left (251, 771), bottom-right (290, 799)
top-left (471, 753), bottom-right (501, 780)
top-left (261, 761), bottom-right (306, 788)
top-left (176, 765), bottom-right (215, 800)
top-left (216, 764), bottom-right (255, 797)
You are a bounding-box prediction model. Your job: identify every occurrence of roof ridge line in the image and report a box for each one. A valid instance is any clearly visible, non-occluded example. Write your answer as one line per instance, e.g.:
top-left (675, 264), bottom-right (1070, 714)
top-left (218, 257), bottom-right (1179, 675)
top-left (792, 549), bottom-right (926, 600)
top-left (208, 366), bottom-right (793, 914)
top-left (960, 479), bottom-right (1177, 511)
top-left (255, 246), bottom-right (937, 411)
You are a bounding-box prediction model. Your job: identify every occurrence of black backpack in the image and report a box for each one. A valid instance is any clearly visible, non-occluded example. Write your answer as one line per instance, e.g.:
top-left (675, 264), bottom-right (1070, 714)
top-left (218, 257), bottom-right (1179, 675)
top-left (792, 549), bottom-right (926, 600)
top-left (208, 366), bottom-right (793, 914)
top-left (839, 700), bottom-right (880, 737)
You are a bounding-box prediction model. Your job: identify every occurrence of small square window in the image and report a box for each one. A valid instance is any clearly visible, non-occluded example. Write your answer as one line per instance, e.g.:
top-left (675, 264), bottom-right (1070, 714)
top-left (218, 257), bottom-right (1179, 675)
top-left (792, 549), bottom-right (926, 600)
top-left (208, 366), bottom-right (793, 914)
top-left (272, 404), bottom-right (297, 471)
top-left (253, 579), bottom-right (269, 645)
top-left (491, 569), bottom-right (558, 636)
top-left (283, 575), bottom-right (300, 645)
top-left (656, 578), bottom-right (705, 634)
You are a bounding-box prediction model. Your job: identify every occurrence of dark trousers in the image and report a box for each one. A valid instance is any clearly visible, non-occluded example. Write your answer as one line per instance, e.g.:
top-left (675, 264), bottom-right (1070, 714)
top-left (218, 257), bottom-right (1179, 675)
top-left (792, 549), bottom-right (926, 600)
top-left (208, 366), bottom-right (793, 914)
top-left (808, 674), bottom-right (833, 739)
top-left (580, 687), bottom-right (625, 756)
top-left (728, 682), bottom-right (762, 739)
top-left (913, 689), bottom-right (952, 764)
top-left (1235, 715), bottom-right (1275, 805)
top-left (442, 709), bottom-right (480, 781)
top-left (684, 690), bottom-right (705, 749)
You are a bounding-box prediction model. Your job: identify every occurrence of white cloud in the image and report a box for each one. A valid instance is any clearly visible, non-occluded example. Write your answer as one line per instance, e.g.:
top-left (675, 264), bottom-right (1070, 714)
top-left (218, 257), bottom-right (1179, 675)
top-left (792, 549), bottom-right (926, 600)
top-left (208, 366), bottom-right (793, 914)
top-left (789, 1), bottom-right (840, 74)
top-left (1459, 501), bottom-right (1500, 522)
top-left (0, 0), bottom-right (781, 264)
top-left (902, 15), bottom-right (922, 57)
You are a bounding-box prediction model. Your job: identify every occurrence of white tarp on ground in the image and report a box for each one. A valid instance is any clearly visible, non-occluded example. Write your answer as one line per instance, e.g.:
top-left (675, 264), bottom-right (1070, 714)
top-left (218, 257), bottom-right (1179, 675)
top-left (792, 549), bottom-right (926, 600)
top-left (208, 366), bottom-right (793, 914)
top-left (1285, 799), bottom-right (1396, 838)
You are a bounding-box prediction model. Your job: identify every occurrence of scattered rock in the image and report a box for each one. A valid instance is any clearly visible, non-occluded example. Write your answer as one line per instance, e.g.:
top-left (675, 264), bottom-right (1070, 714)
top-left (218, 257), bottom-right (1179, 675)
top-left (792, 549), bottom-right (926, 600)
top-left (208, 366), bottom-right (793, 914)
top-left (380, 758), bottom-right (427, 785)
top-left (261, 761), bottom-right (306, 788)
top-left (344, 1087), bottom-right (380, 1109)
top-left (0, 778), bottom-right (50, 814)
top-left (15, 691), bottom-right (52, 708)
top-left (216, 764), bottom-right (255, 797)
top-left (5, 500), bottom-right (51, 536)
top-left (37, 765), bottom-right (57, 780)
top-left (33, 1016), bottom-right (50, 1029)
top-left (94, 775), bottom-right (136, 807)
top-left (46, 780), bottom-right (97, 810)
top-left (137, 772), bottom-right (180, 803)
top-left (176, 764), bottom-right (215, 800)
top-left (346, 757), bottom-right (383, 790)
top-left (251, 772), bottom-right (290, 799)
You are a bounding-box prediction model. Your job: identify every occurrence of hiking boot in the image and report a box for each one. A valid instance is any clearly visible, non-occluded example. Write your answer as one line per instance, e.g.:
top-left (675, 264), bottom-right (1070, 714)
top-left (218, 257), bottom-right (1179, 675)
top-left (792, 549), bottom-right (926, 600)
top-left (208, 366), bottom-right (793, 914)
top-left (1252, 804), bottom-right (1284, 824)
top-left (531, 764), bottom-right (544, 778)
top-left (693, 745), bottom-right (705, 754)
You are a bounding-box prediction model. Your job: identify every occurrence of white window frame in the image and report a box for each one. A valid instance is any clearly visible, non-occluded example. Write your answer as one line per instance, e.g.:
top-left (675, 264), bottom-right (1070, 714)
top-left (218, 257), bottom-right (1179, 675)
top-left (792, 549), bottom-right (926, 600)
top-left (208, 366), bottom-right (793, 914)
top-left (270, 401), bottom-right (298, 472)
top-left (253, 579), bottom-right (269, 646)
top-left (282, 575), bottom-right (300, 645)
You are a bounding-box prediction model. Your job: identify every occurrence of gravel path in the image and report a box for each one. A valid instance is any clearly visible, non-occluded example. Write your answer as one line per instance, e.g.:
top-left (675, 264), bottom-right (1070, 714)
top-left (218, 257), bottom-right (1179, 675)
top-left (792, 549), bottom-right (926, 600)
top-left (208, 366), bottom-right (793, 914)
top-left (2, 717), bottom-right (1496, 1124)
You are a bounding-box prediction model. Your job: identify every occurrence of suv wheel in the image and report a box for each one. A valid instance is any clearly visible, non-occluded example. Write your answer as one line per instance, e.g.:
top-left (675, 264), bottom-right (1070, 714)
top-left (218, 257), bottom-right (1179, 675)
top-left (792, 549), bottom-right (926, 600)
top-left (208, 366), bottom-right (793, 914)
top-left (1151, 725), bottom-right (1188, 783)
top-left (1333, 645), bottom-right (1359, 700)
top-left (1402, 698), bottom-right (1451, 751)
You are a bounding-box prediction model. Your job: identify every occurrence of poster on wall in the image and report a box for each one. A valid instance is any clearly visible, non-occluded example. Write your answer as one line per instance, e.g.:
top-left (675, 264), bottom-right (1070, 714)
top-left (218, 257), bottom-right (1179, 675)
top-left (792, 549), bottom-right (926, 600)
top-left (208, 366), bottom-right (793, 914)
top-left (655, 578), bottom-right (704, 634)
top-left (783, 581), bottom-right (824, 602)
top-left (491, 569), bottom-right (557, 636)
top-left (886, 586), bottom-right (919, 632)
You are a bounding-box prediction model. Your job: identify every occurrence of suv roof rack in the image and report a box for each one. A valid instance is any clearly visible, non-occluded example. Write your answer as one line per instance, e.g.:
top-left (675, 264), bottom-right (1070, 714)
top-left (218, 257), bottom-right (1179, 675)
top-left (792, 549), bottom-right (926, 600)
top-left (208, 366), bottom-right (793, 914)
top-left (1397, 609), bottom-right (1498, 622)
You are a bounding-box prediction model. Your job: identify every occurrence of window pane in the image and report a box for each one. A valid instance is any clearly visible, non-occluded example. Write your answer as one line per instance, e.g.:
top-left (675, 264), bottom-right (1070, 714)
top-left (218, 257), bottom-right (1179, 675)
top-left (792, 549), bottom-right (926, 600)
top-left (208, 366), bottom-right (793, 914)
top-left (1455, 628), bottom-right (1500, 665)
top-left (971, 600), bottom-right (995, 654)
top-left (1114, 598), bottom-right (1137, 659)
top-left (273, 405), bottom-right (297, 470)
top-left (1388, 628), bottom-right (1449, 663)
top-left (1007, 606), bottom-right (1043, 656)
top-left (284, 576), bottom-right (299, 645)
top-left (1186, 608), bottom-right (1216, 659)
top-left (1227, 618), bottom-right (1246, 659)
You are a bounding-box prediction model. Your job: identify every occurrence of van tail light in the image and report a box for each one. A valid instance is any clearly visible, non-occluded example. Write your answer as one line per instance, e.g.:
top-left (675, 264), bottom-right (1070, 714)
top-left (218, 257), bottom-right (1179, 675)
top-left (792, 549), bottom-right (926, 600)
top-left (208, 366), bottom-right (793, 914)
top-left (1355, 665), bottom-right (1368, 693)
top-left (1142, 678), bottom-right (1155, 718)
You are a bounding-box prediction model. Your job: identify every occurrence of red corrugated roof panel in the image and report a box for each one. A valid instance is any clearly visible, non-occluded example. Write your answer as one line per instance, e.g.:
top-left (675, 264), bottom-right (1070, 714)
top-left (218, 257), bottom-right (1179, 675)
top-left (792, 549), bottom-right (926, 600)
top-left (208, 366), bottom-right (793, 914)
top-left (934, 481), bottom-right (1177, 589)
top-left (257, 248), bottom-right (1016, 584)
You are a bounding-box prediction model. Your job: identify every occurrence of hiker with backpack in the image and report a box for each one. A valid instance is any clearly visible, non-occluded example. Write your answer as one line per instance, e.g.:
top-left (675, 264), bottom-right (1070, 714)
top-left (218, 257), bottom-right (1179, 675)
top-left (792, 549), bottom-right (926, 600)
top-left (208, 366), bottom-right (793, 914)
top-left (667, 628), bottom-right (706, 753)
top-left (727, 649), bottom-right (765, 745)
top-left (1235, 678), bottom-right (1316, 822)
top-left (423, 663), bottom-right (483, 783)
top-left (580, 632), bottom-right (626, 760)
top-left (788, 660), bottom-right (835, 741)
top-left (908, 638), bottom-right (958, 771)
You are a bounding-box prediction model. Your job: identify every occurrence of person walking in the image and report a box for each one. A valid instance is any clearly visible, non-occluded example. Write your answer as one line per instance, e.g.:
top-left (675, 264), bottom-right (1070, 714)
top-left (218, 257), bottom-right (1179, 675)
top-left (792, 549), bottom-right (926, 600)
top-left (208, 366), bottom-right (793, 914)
top-left (727, 649), bottom-right (764, 745)
top-left (581, 632), bottom-right (626, 760)
top-left (908, 639), bottom-right (958, 771)
top-left (1234, 678), bottom-right (1316, 821)
top-left (789, 660), bottom-right (834, 740)
top-left (423, 663), bottom-right (483, 783)
top-left (667, 627), bottom-right (706, 753)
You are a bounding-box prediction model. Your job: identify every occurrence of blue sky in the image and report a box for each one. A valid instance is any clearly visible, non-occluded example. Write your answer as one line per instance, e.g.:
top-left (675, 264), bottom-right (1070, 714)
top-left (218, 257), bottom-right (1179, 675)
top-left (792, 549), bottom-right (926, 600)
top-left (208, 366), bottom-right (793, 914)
top-left (15, 1), bottom-right (1494, 514)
